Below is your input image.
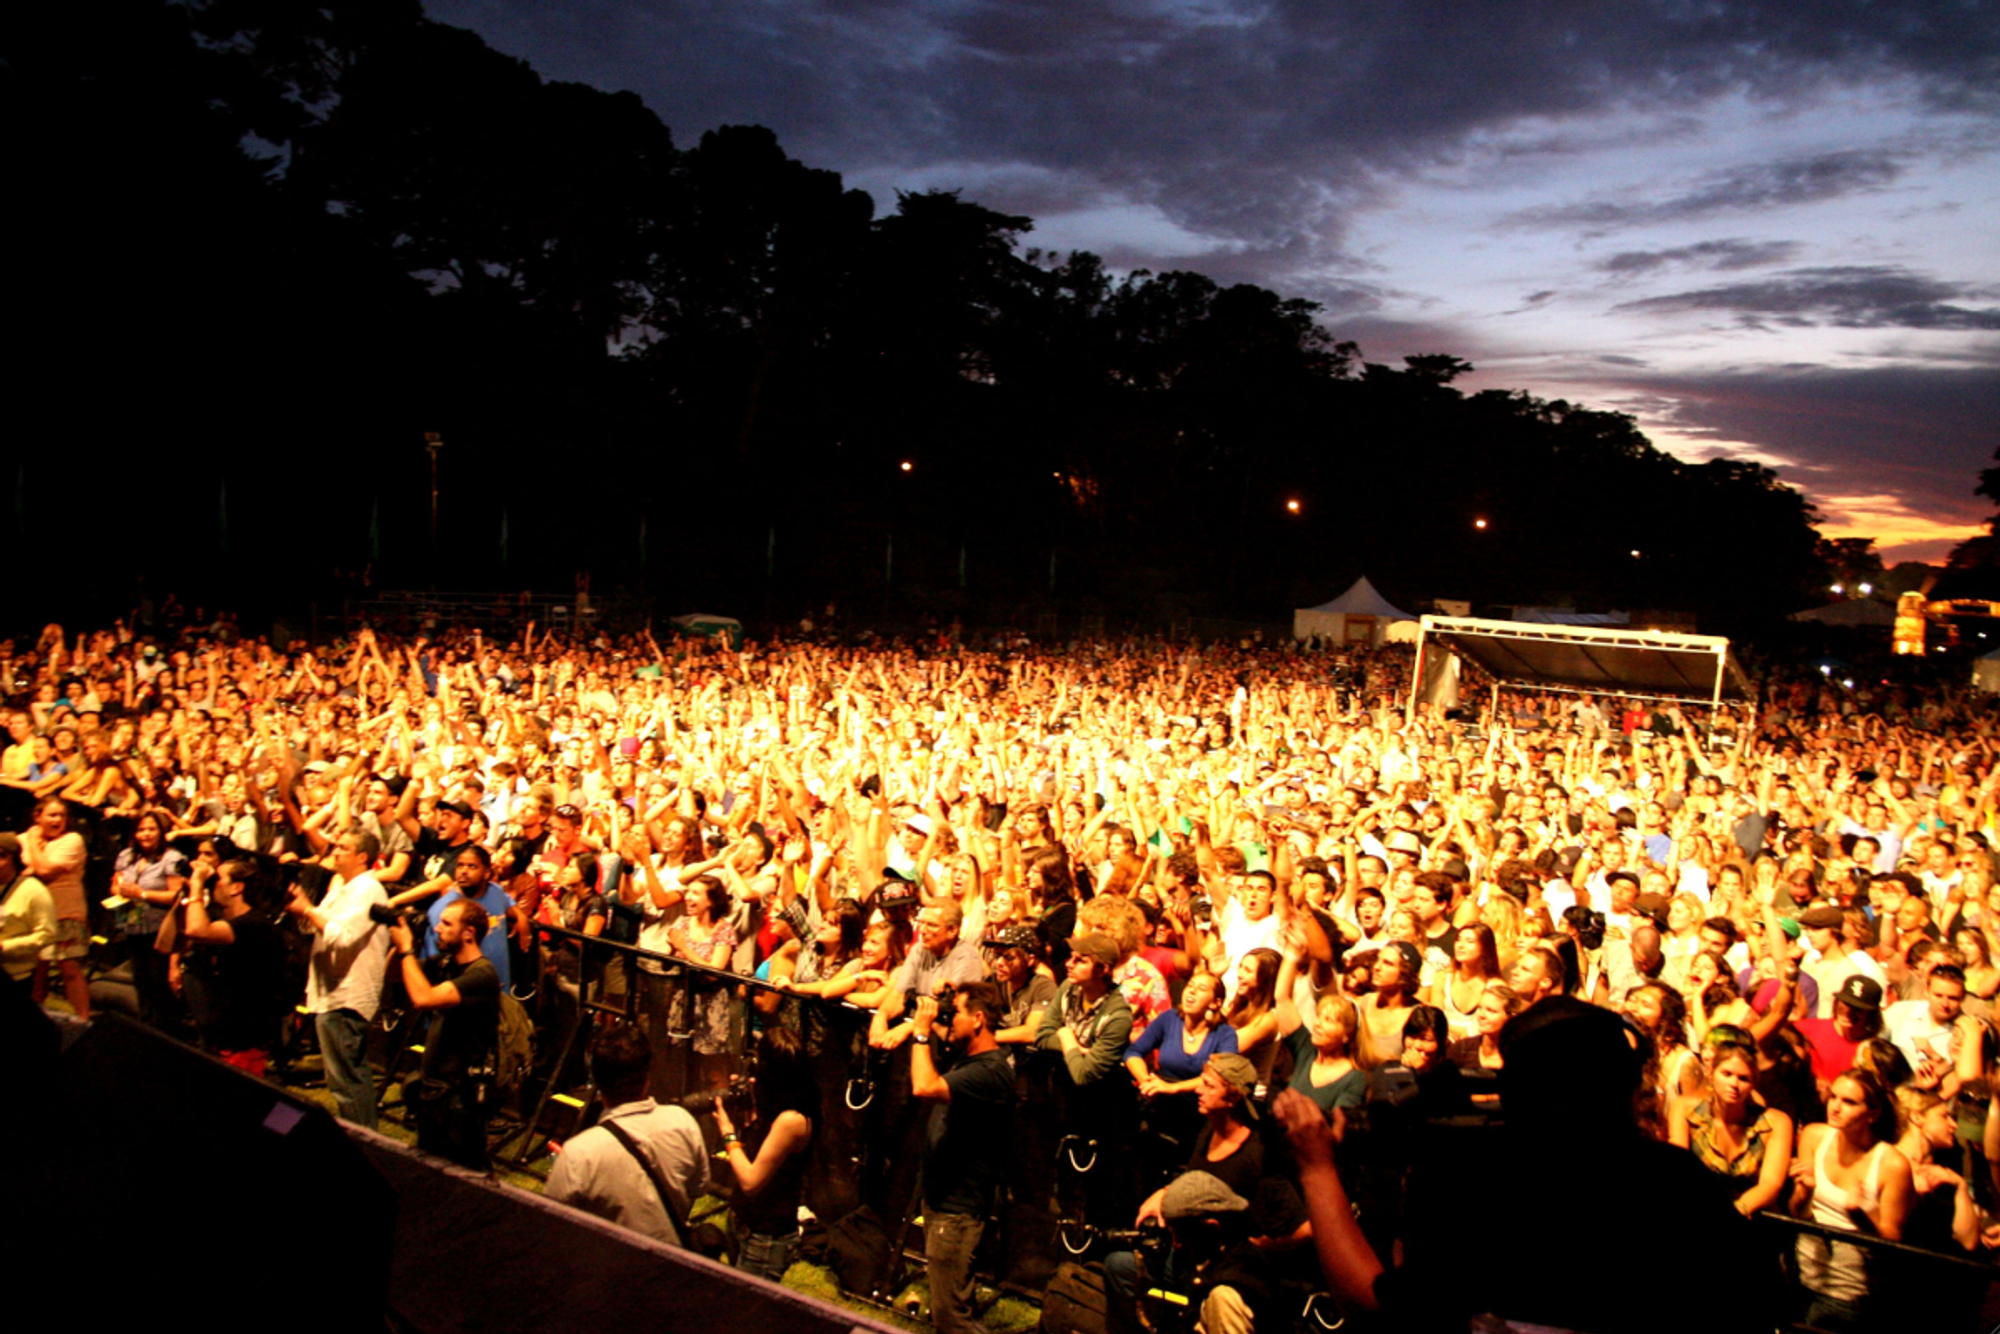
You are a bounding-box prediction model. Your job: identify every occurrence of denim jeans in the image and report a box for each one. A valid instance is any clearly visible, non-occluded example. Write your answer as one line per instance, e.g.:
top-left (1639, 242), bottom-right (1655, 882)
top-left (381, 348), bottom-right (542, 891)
top-left (316, 1008), bottom-right (377, 1129)
top-left (735, 1228), bottom-right (800, 1283)
top-left (924, 1212), bottom-right (988, 1334)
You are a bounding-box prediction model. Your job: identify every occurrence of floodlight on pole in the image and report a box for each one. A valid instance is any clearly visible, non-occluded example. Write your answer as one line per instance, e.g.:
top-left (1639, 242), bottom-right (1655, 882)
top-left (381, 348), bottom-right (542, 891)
top-left (424, 432), bottom-right (443, 545)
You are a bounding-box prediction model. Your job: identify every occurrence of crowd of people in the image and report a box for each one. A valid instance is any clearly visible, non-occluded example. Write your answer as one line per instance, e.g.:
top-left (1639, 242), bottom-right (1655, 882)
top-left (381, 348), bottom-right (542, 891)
top-left (3, 613), bottom-right (1998, 1332)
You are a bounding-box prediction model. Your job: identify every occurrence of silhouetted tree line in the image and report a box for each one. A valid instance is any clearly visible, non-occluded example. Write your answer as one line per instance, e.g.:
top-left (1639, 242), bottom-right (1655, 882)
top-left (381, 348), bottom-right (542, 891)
top-left (3, 1), bottom-right (1829, 632)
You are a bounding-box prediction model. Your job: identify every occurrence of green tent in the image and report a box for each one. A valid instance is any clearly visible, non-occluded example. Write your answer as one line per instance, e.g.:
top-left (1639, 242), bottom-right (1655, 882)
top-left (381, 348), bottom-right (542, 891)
top-left (669, 612), bottom-right (743, 648)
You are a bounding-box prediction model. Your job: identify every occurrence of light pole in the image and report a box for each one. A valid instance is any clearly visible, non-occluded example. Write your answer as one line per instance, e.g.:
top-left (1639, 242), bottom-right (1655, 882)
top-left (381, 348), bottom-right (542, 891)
top-left (424, 432), bottom-right (444, 546)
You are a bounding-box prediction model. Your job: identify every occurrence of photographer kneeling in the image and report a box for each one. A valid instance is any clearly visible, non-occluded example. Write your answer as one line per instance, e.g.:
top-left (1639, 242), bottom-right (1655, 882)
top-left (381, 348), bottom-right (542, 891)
top-left (1103, 1054), bottom-right (1306, 1334)
top-left (387, 900), bottom-right (501, 1169)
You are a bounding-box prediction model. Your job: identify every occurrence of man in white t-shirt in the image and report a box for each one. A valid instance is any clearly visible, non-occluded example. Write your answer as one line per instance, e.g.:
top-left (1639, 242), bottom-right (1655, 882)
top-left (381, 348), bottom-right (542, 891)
top-left (287, 829), bottom-right (390, 1128)
top-left (1797, 905), bottom-right (1886, 1019)
top-left (1915, 840), bottom-right (1963, 916)
top-left (1210, 871), bottom-right (1283, 1000)
top-left (1884, 964), bottom-right (1979, 1099)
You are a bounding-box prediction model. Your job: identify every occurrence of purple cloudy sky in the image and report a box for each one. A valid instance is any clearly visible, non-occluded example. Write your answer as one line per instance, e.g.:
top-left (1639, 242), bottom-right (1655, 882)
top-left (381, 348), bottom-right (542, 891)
top-left (428, 0), bottom-right (2000, 562)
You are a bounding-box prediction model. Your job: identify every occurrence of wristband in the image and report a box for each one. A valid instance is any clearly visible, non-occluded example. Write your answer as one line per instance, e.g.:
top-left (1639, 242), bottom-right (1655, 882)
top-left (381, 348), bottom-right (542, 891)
top-left (911, 1035), bottom-right (930, 1046)
top-left (722, 1133), bottom-right (741, 1146)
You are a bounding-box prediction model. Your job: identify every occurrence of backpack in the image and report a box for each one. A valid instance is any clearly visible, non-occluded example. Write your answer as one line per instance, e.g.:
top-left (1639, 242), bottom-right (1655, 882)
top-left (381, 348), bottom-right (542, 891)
top-left (825, 1205), bottom-right (893, 1294)
top-left (492, 990), bottom-right (534, 1100)
top-left (1039, 1262), bottom-right (1109, 1334)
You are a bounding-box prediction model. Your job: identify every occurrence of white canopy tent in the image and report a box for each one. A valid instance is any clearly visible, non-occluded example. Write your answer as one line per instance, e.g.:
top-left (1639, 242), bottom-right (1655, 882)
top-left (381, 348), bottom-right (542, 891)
top-left (1293, 577), bottom-right (1417, 645)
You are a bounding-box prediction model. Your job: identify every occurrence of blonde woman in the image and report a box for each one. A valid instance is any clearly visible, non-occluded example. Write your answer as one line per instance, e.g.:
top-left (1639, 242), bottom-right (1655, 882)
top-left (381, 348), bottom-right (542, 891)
top-left (1479, 892), bottom-right (1525, 976)
top-left (1277, 986), bottom-right (1370, 1115)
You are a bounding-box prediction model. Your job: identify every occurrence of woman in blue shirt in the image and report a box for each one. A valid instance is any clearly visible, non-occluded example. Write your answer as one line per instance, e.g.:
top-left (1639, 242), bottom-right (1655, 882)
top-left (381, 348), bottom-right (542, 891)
top-left (1126, 967), bottom-right (1237, 1172)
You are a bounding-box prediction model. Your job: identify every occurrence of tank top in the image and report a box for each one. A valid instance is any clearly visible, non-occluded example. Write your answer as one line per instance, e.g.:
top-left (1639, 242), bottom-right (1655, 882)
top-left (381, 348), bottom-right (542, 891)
top-left (1797, 1132), bottom-right (1886, 1304)
top-left (1358, 995), bottom-right (1409, 1066)
top-left (735, 1116), bottom-right (813, 1237)
top-left (1437, 970), bottom-right (1484, 1039)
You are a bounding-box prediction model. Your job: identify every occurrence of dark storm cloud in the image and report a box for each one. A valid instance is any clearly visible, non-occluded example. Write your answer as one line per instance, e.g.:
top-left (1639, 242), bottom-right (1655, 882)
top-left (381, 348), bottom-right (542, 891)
top-left (427, 1), bottom-right (2000, 251)
top-left (1614, 266), bottom-right (2000, 330)
top-left (1598, 239), bottom-right (1803, 276)
top-left (1511, 150), bottom-right (1909, 231)
top-left (1588, 361), bottom-right (2000, 533)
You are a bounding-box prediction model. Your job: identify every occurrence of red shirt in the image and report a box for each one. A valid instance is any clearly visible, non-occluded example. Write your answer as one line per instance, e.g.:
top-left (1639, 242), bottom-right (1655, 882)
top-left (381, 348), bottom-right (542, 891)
top-left (1796, 1017), bottom-right (1860, 1084)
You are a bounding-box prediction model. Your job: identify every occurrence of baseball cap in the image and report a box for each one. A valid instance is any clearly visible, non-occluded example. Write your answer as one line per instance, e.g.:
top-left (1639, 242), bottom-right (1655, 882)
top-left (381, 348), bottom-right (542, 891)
top-left (436, 799), bottom-right (474, 821)
top-left (992, 925), bottom-right (1039, 953)
top-left (1205, 1054), bottom-right (1260, 1117)
top-left (1836, 975), bottom-right (1883, 1012)
top-left (1798, 905), bottom-right (1844, 930)
top-left (1070, 932), bottom-right (1121, 970)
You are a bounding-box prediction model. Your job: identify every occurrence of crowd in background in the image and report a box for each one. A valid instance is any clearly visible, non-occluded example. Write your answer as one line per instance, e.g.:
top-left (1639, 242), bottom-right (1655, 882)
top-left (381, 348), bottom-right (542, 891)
top-left (3, 613), bottom-right (1997, 1332)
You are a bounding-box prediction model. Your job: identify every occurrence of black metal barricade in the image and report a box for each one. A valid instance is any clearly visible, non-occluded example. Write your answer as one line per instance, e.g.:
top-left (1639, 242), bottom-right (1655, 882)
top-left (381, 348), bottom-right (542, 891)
top-left (1752, 1208), bottom-right (1994, 1332)
top-left (499, 924), bottom-right (917, 1239)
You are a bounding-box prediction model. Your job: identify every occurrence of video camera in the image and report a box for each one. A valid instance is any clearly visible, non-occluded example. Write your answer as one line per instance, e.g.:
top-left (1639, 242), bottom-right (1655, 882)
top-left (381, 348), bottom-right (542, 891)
top-left (367, 902), bottom-right (428, 929)
top-left (907, 982), bottom-right (958, 1029)
top-left (1058, 1217), bottom-right (1174, 1266)
top-left (680, 1070), bottom-right (753, 1122)
top-left (1093, 1224), bottom-right (1172, 1266)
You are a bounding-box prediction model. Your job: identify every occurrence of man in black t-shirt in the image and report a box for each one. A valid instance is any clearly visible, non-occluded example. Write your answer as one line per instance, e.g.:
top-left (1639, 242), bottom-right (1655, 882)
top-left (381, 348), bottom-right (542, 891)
top-left (911, 982), bottom-right (1014, 1334)
top-left (177, 858), bottom-right (289, 1076)
top-left (387, 900), bottom-right (501, 1169)
top-left (386, 798), bottom-right (477, 920)
top-left (1412, 872), bottom-right (1459, 988)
